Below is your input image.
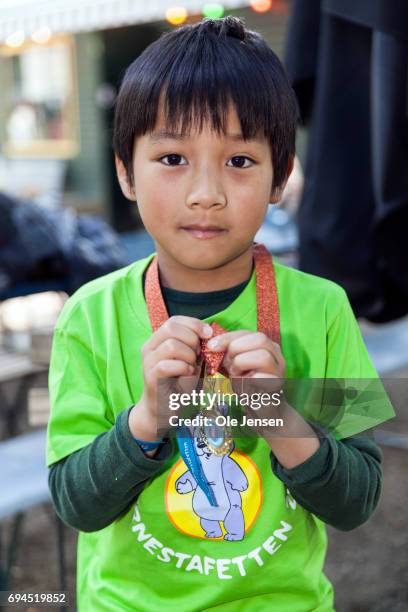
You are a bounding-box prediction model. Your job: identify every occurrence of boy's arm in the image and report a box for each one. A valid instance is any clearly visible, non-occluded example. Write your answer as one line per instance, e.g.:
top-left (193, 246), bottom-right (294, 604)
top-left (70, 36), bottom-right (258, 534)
top-left (48, 407), bottom-right (173, 533)
top-left (47, 314), bottom-right (209, 533)
top-left (271, 432), bottom-right (382, 531)
top-left (270, 284), bottom-right (391, 530)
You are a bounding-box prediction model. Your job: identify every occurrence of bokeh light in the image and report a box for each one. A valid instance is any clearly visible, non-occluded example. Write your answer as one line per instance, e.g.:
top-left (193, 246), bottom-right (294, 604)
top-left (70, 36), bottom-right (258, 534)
top-left (31, 27), bottom-right (52, 45)
top-left (202, 3), bottom-right (225, 19)
top-left (5, 30), bottom-right (25, 48)
top-left (166, 6), bottom-right (188, 25)
top-left (250, 0), bottom-right (273, 13)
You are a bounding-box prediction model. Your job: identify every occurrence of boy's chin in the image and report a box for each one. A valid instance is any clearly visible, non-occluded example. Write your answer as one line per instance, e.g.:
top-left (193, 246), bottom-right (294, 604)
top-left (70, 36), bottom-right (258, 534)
top-left (175, 254), bottom-right (227, 271)
top-left (155, 239), bottom-right (255, 271)
top-left (170, 249), bottom-right (249, 272)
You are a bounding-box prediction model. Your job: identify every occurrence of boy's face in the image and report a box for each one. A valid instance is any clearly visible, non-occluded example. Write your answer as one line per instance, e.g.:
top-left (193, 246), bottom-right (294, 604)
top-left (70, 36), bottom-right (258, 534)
top-left (116, 104), bottom-right (290, 280)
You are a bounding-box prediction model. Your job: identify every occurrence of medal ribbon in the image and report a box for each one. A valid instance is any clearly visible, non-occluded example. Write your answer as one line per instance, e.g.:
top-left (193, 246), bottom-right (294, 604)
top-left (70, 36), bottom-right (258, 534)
top-left (145, 242), bottom-right (280, 352)
top-left (144, 243), bottom-right (280, 506)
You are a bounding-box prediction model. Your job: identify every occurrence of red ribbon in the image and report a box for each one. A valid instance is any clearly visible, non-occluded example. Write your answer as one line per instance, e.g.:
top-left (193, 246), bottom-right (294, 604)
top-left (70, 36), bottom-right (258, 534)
top-left (145, 243), bottom-right (280, 375)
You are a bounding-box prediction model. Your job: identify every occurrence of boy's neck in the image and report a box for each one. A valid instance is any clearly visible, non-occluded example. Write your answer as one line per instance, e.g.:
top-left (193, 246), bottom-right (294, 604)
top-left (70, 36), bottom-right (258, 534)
top-left (156, 244), bottom-right (254, 292)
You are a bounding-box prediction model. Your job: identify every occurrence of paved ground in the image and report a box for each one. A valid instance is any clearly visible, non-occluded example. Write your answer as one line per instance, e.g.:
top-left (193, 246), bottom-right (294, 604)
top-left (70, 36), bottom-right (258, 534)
top-left (326, 444), bottom-right (408, 611)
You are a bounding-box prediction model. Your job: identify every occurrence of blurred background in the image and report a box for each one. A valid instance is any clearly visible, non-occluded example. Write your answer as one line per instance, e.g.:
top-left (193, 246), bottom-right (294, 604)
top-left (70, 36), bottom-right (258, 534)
top-left (0, 1), bottom-right (407, 610)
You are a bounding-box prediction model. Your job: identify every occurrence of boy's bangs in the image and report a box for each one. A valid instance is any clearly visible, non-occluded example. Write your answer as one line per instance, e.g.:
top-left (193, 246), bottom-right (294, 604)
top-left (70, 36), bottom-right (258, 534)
top-left (153, 60), bottom-right (273, 141)
top-left (143, 37), bottom-right (279, 141)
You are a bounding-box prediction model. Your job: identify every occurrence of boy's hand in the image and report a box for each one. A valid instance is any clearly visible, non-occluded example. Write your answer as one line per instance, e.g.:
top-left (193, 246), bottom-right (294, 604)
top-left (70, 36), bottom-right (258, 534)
top-left (207, 330), bottom-right (285, 379)
top-left (129, 316), bottom-right (213, 442)
top-left (208, 330), bottom-right (285, 430)
top-left (208, 330), bottom-right (320, 468)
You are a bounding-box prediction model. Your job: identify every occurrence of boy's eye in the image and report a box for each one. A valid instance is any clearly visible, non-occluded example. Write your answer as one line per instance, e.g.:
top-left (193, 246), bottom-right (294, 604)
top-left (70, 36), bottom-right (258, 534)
top-left (227, 156), bottom-right (254, 168)
top-left (159, 154), bottom-right (187, 166)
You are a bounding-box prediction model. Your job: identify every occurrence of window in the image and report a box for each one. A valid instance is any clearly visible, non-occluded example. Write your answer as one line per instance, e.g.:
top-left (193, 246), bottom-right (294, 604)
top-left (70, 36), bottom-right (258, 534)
top-left (1, 35), bottom-right (79, 158)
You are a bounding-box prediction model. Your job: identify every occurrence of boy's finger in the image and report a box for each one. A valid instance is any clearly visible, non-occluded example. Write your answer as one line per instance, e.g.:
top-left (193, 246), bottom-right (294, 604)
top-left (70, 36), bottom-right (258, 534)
top-left (206, 330), bottom-right (251, 352)
top-left (152, 359), bottom-right (196, 379)
top-left (145, 317), bottom-right (212, 353)
top-left (168, 316), bottom-right (213, 339)
top-left (153, 338), bottom-right (198, 366)
top-left (147, 325), bottom-right (199, 355)
top-left (224, 332), bottom-right (282, 360)
top-left (229, 349), bottom-right (279, 377)
top-left (230, 337), bottom-right (285, 375)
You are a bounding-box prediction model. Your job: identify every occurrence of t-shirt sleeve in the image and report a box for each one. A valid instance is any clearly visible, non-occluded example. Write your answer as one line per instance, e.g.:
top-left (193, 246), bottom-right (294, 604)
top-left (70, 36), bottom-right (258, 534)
top-left (321, 288), bottom-right (395, 438)
top-left (325, 288), bottom-right (376, 378)
top-left (47, 325), bottom-right (114, 466)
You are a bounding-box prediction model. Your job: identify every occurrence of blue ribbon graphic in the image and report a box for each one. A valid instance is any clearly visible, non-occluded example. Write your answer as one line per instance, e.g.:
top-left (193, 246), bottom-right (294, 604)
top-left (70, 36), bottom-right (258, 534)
top-left (176, 425), bottom-right (218, 507)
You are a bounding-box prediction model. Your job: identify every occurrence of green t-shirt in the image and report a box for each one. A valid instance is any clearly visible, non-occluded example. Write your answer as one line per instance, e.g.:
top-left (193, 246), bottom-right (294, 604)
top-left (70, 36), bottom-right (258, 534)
top-left (47, 254), bottom-right (386, 612)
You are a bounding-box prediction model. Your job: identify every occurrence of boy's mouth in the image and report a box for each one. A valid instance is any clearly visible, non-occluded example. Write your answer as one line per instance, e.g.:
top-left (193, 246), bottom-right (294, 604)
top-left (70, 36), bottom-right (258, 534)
top-left (181, 224), bottom-right (227, 239)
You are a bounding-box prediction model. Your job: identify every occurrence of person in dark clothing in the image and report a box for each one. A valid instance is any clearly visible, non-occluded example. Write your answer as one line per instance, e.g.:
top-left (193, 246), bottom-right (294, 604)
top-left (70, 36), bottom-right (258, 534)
top-left (285, 0), bottom-right (408, 322)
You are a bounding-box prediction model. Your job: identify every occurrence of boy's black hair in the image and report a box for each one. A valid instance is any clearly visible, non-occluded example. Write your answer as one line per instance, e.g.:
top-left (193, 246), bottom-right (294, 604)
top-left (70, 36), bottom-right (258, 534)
top-left (113, 16), bottom-right (298, 190)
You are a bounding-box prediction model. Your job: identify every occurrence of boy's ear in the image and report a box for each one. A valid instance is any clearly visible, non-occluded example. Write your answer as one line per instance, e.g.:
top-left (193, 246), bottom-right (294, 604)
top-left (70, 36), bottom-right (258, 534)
top-left (270, 157), bottom-right (295, 204)
top-left (115, 156), bottom-right (136, 201)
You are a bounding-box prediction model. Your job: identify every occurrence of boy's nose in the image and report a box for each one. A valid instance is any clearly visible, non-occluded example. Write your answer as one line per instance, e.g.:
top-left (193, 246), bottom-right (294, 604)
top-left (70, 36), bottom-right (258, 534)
top-left (186, 172), bottom-right (227, 209)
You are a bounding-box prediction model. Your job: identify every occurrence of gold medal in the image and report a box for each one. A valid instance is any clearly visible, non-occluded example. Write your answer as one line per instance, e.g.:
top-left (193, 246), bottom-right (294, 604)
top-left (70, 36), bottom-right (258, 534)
top-left (200, 407), bottom-right (234, 455)
top-left (199, 370), bottom-right (234, 455)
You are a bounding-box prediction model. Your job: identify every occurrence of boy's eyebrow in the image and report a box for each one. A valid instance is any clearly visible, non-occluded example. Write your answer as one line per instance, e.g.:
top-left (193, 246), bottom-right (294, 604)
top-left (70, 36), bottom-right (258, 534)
top-left (149, 131), bottom-right (186, 142)
top-left (149, 131), bottom-right (263, 143)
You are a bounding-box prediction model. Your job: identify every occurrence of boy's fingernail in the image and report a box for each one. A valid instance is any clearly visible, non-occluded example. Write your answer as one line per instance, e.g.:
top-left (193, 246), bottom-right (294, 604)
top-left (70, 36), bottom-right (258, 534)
top-left (202, 325), bottom-right (213, 338)
top-left (207, 338), bottom-right (218, 349)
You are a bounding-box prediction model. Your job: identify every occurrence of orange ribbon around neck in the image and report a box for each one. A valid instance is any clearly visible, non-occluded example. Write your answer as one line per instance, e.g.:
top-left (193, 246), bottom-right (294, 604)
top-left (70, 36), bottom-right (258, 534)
top-left (144, 243), bottom-right (280, 375)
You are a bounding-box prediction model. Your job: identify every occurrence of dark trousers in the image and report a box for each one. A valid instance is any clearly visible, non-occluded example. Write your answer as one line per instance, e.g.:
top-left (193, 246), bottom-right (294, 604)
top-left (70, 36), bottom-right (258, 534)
top-left (287, 7), bottom-right (408, 322)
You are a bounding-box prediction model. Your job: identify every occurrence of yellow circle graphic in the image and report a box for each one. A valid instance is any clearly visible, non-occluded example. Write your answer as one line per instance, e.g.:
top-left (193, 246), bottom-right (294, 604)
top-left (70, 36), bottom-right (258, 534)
top-left (165, 449), bottom-right (262, 540)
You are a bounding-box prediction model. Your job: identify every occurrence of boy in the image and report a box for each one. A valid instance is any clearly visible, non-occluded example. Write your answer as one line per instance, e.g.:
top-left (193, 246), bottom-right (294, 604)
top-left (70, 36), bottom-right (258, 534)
top-left (47, 17), bottom-right (385, 611)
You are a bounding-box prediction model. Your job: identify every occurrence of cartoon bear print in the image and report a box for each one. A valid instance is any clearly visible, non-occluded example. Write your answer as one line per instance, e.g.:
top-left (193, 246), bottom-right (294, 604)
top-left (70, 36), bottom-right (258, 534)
top-left (175, 432), bottom-right (249, 541)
